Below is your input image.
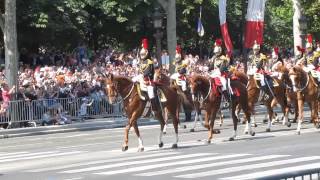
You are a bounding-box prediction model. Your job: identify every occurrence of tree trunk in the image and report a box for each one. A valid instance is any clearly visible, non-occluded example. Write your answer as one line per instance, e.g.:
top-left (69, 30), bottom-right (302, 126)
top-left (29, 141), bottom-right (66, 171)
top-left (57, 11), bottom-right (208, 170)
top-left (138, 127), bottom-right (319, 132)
top-left (158, 0), bottom-right (177, 74)
top-left (292, 0), bottom-right (303, 55)
top-left (4, 0), bottom-right (18, 90)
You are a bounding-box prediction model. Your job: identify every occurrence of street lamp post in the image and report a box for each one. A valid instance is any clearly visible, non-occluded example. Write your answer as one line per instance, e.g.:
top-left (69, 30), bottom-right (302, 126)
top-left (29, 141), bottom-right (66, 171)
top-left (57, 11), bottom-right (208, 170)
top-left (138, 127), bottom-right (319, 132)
top-left (299, 15), bottom-right (308, 48)
top-left (153, 7), bottom-right (163, 66)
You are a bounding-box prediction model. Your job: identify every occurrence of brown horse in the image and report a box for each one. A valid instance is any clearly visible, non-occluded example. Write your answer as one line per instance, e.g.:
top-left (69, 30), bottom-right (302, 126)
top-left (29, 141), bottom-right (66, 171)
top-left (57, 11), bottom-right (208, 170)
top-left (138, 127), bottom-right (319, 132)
top-left (189, 75), bottom-right (255, 143)
top-left (247, 73), bottom-right (290, 132)
top-left (288, 66), bottom-right (320, 134)
top-left (104, 74), bottom-right (181, 151)
top-left (154, 68), bottom-right (204, 132)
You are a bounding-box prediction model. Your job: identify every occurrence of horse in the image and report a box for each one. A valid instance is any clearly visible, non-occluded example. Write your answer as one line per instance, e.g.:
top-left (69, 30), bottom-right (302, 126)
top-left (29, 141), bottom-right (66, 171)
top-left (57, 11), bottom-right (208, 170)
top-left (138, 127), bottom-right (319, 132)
top-left (104, 74), bottom-right (181, 151)
top-left (288, 66), bottom-right (320, 134)
top-left (189, 74), bottom-right (255, 143)
top-left (246, 72), bottom-right (291, 132)
top-left (154, 68), bottom-right (204, 132)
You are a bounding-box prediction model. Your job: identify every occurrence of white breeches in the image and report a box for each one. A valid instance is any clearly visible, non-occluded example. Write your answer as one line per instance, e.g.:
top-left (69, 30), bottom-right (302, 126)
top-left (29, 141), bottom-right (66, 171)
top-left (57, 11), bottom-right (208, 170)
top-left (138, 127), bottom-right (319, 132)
top-left (210, 69), bottom-right (226, 91)
top-left (171, 73), bottom-right (187, 91)
top-left (147, 85), bottom-right (155, 99)
top-left (247, 66), bottom-right (257, 75)
top-left (270, 72), bottom-right (282, 80)
top-left (132, 74), bottom-right (143, 82)
top-left (260, 75), bottom-right (266, 86)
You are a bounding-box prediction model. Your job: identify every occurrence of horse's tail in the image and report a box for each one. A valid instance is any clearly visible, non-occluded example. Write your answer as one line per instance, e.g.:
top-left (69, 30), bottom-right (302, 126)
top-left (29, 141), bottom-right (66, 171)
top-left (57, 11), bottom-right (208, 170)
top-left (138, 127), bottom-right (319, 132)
top-left (177, 90), bottom-right (193, 109)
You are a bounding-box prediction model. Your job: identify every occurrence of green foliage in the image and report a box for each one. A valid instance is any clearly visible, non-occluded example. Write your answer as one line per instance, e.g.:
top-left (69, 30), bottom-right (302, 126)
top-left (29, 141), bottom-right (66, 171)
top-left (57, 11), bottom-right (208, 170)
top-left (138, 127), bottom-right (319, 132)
top-left (9, 0), bottom-right (320, 53)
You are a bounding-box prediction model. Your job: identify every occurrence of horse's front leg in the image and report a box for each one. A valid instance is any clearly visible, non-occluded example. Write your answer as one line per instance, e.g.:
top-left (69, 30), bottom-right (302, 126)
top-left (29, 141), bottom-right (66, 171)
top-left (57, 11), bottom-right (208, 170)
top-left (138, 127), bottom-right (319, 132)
top-left (132, 121), bottom-right (144, 152)
top-left (310, 100), bottom-right (320, 129)
top-left (163, 107), bottom-right (168, 134)
top-left (122, 112), bottom-right (139, 151)
top-left (229, 101), bottom-right (238, 141)
top-left (265, 101), bottom-right (274, 132)
top-left (296, 95), bottom-right (304, 135)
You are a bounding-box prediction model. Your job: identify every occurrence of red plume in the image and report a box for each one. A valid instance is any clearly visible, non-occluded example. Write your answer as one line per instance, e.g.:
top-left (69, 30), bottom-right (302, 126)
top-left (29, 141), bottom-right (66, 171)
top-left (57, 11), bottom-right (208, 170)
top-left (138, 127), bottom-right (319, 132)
top-left (176, 45), bottom-right (182, 54)
top-left (307, 34), bottom-right (313, 43)
top-left (273, 47), bottom-right (279, 55)
top-left (141, 38), bottom-right (148, 49)
top-left (297, 46), bottom-right (305, 54)
top-left (215, 39), bottom-right (223, 46)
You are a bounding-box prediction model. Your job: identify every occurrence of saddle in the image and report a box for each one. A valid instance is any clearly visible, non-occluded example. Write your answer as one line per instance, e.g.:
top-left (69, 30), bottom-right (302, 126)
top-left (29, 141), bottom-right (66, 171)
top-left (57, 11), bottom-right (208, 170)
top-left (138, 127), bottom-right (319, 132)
top-left (136, 82), bottom-right (167, 102)
top-left (253, 73), bottom-right (279, 88)
top-left (210, 77), bottom-right (241, 97)
top-left (310, 70), bottom-right (320, 87)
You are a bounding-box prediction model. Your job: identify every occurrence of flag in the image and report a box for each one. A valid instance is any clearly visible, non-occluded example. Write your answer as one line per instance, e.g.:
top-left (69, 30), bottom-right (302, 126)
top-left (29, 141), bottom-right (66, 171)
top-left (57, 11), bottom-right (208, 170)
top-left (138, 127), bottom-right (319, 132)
top-left (244, 0), bottom-right (267, 48)
top-left (219, 0), bottom-right (233, 56)
top-left (197, 6), bottom-right (205, 37)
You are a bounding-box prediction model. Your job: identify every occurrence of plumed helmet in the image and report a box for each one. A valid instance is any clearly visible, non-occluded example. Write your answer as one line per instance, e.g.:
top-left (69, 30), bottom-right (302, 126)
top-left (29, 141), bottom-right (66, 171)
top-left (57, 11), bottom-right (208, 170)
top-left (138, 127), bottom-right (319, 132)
top-left (272, 47), bottom-right (279, 59)
top-left (253, 40), bottom-right (260, 51)
top-left (214, 39), bottom-right (222, 54)
top-left (306, 34), bottom-right (313, 49)
top-left (140, 38), bottom-right (149, 59)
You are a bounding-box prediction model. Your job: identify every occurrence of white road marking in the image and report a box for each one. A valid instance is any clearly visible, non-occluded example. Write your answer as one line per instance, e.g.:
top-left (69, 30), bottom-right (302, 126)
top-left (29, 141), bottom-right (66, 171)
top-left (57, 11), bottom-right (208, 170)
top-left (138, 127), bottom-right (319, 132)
top-left (0, 151), bottom-right (83, 163)
top-left (96, 154), bottom-right (250, 175)
top-left (221, 162), bottom-right (320, 180)
top-left (137, 155), bottom-right (289, 176)
top-left (0, 151), bottom-right (60, 160)
top-left (177, 156), bottom-right (320, 179)
top-left (27, 151), bottom-right (179, 173)
top-left (61, 153), bottom-right (212, 174)
top-left (63, 177), bottom-right (83, 180)
top-left (0, 152), bottom-right (29, 157)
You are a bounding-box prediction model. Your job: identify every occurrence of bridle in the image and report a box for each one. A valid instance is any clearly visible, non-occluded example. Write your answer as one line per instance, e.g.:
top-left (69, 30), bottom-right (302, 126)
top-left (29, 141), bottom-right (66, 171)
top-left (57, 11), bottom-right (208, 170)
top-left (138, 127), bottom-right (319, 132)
top-left (191, 78), bottom-right (211, 104)
top-left (289, 70), bottom-right (309, 92)
top-left (106, 80), bottom-right (135, 104)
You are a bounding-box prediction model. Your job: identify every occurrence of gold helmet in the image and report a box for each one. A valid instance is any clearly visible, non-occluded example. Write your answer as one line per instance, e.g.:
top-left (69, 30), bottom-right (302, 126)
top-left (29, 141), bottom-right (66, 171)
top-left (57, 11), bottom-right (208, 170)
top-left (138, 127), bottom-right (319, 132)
top-left (213, 38), bottom-right (222, 54)
top-left (306, 34), bottom-right (313, 50)
top-left (253, 40), bottom-right (260, 51)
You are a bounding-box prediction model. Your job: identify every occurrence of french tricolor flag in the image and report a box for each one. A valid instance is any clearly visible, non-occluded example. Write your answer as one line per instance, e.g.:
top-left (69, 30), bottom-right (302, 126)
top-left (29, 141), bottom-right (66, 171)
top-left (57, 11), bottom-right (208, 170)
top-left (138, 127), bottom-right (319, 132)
top-left (219, 0), bottom-right (233, 56)
top-left (244, 0), bottom-right (267, 48)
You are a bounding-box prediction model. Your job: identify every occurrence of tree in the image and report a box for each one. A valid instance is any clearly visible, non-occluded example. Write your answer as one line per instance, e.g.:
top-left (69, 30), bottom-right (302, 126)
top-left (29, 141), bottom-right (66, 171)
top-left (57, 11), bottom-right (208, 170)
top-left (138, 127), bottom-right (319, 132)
top-left (158, 0), bottom-right (177, 73)
top-left (0, 0), bottom-right (18, 89)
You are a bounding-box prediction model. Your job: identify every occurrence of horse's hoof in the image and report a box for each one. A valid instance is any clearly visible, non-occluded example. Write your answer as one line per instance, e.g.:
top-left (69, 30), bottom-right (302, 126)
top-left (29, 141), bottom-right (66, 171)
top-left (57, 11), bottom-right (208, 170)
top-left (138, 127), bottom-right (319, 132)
top-left (315, 123), bottom-right (320, 129)
top-left (122, 146), bottom-right (128, 152)
top-left (297, 131), bottom-right (301, 135)
top-left (163, 131), bottom-right (167, 135)
top-left (204, 140), bottom-right (211, 145)
top-left (251, 131), bottom-right (256, 136)
top-left (220, 123), bottom-right (223, 127)
top-left (242, 121), bottom-right (246, 125)
top-left (159, 142), bottom-right (164, 148)
top-left (266, 128), bottom-right (271, 132)
top-left (287, 122), bottom-right (291, 128)
top-left (190, 128), bottom-right (195, 132)
top-left (138, 147), bottom-right (144, 152)
top-left (254, 123), bottom-right (258, 127)
top-left (229, 137), bottom-right (235, 141)
top-left (172, 144), bottom-right (178, 149)
top-left (183, 125), bottom-right (187, 129)
top-left (213, 130), bottom-right (221, 134)
top-left (244, 131), bottom-right (248, 135)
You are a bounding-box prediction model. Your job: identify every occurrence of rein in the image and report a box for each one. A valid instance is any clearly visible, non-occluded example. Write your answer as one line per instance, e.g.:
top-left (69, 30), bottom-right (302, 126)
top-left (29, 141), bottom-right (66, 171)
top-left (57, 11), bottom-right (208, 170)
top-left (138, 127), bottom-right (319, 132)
top-left (192, 78), bottom-right (211, 104)
top-left (294, 72), bottom-right (309, 92)
top-left (110, 81), bottom-right (135, 104)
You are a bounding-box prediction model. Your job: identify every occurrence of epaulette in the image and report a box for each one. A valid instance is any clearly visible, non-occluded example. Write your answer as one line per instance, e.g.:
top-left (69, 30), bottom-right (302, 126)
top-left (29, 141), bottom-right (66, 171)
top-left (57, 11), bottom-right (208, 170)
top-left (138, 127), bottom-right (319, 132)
top-left (260, 53), bottom-right (267, 60)
top-left (147, 59), bottom-right (153, 65)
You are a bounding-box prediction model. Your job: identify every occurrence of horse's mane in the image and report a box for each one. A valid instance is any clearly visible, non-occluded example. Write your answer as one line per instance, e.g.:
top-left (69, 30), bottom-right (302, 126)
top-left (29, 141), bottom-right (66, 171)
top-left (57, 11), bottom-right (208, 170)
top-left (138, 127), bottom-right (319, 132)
top-left (191, 74), bottom-right (209, 83)
top-left (113, 75), bottom-right (133, 83)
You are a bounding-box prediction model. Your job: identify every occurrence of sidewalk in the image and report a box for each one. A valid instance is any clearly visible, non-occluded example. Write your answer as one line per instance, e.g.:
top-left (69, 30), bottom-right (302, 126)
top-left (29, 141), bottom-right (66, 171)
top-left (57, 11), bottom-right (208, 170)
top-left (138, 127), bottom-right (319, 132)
top-left (0, 117), bottom-right (159, 139)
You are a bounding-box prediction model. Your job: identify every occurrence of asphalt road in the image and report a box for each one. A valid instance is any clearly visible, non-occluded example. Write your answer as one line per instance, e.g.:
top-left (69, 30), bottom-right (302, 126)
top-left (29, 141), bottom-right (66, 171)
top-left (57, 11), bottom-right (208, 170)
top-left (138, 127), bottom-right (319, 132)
top-left (0, 110), bottom-right (320, 180)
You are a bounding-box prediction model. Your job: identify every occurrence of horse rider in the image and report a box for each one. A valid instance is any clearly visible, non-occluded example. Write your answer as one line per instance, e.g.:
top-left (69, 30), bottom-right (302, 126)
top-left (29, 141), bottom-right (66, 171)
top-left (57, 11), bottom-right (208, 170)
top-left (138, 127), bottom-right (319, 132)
top-left (171, 45), bottom-right (188, 91)
top-left (132, 38), bottom-right (158, 111)
top-left (208, 38), bottom-right (231, 103)
top-left (295, 46), bottom-right (306, 66)
top-left (270, 47), bottom-right (284, 80)
top-left (248, 41), bottom-right (271, 94)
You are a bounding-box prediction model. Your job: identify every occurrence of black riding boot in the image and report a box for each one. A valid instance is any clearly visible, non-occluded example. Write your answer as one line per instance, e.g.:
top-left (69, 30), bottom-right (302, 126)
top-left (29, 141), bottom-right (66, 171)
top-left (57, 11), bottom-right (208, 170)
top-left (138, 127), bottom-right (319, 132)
top-left (222, 90), bottom-right (230, 109)
top-left (260, 85), bottom-right (269, 101)
top-left (150, 98), bottom-right (158, 115)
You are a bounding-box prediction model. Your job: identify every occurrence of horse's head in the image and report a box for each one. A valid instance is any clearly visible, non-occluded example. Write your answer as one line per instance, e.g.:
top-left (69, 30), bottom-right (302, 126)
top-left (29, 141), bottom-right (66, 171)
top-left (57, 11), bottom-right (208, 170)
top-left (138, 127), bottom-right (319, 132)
top-left (104, 73), bottom-right (118, 104)
top-left (288, 66), bottom-right (304, 92)
top-left (189, 75), bottom-right (209, 101)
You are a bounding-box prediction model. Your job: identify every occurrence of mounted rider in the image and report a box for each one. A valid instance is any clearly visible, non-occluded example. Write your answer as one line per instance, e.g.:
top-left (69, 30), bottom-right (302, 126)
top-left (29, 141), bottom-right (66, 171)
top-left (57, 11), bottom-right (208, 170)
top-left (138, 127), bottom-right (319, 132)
top-left (270, 47), bottom-right (284, 80)
top-left (248, 41), bottom-right (270, 92)
top-left (208, 38), bottom-right (231, 103)
top-left (171, 45), bottom-right (188, 91)
top-left (132, 38), bottom-right (158, 110)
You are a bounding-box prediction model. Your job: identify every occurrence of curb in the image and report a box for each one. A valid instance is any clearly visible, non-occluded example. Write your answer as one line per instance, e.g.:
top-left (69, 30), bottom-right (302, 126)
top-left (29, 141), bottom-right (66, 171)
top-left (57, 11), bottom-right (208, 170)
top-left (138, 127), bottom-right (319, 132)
top-left (0, 120), bottom-right (159, 139)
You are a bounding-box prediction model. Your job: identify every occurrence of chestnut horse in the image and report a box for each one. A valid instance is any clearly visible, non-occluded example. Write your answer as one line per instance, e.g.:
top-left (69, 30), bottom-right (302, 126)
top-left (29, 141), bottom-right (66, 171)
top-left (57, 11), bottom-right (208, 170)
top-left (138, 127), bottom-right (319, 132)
top-left (189, 75), bottom-right (255, 143)
top-left (104, 74), bottom-right (181, 151)
top-left (288, 66), bottom-right (320, 134)
top-left (247, 73), bottom-right (290, 132)
top-left (154, 69), bottom-right (204, 132)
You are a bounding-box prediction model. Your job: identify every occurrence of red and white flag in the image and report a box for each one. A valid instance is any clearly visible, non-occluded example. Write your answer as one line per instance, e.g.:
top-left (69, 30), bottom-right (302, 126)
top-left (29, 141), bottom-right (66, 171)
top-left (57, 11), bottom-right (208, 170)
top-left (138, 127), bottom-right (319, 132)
top-left (244, 0), bottom-right (267, 48)
top-left (219, 0), bottom-right (233, 56)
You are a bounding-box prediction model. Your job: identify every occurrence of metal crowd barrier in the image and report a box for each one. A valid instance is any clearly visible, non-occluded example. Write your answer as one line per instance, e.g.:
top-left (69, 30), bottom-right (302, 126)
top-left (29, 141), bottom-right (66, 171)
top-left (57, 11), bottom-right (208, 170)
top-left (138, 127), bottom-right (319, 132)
top-left (0, 96), bottom-right (123, 126)
top-left (257, 168), bottom-right (320, 180)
